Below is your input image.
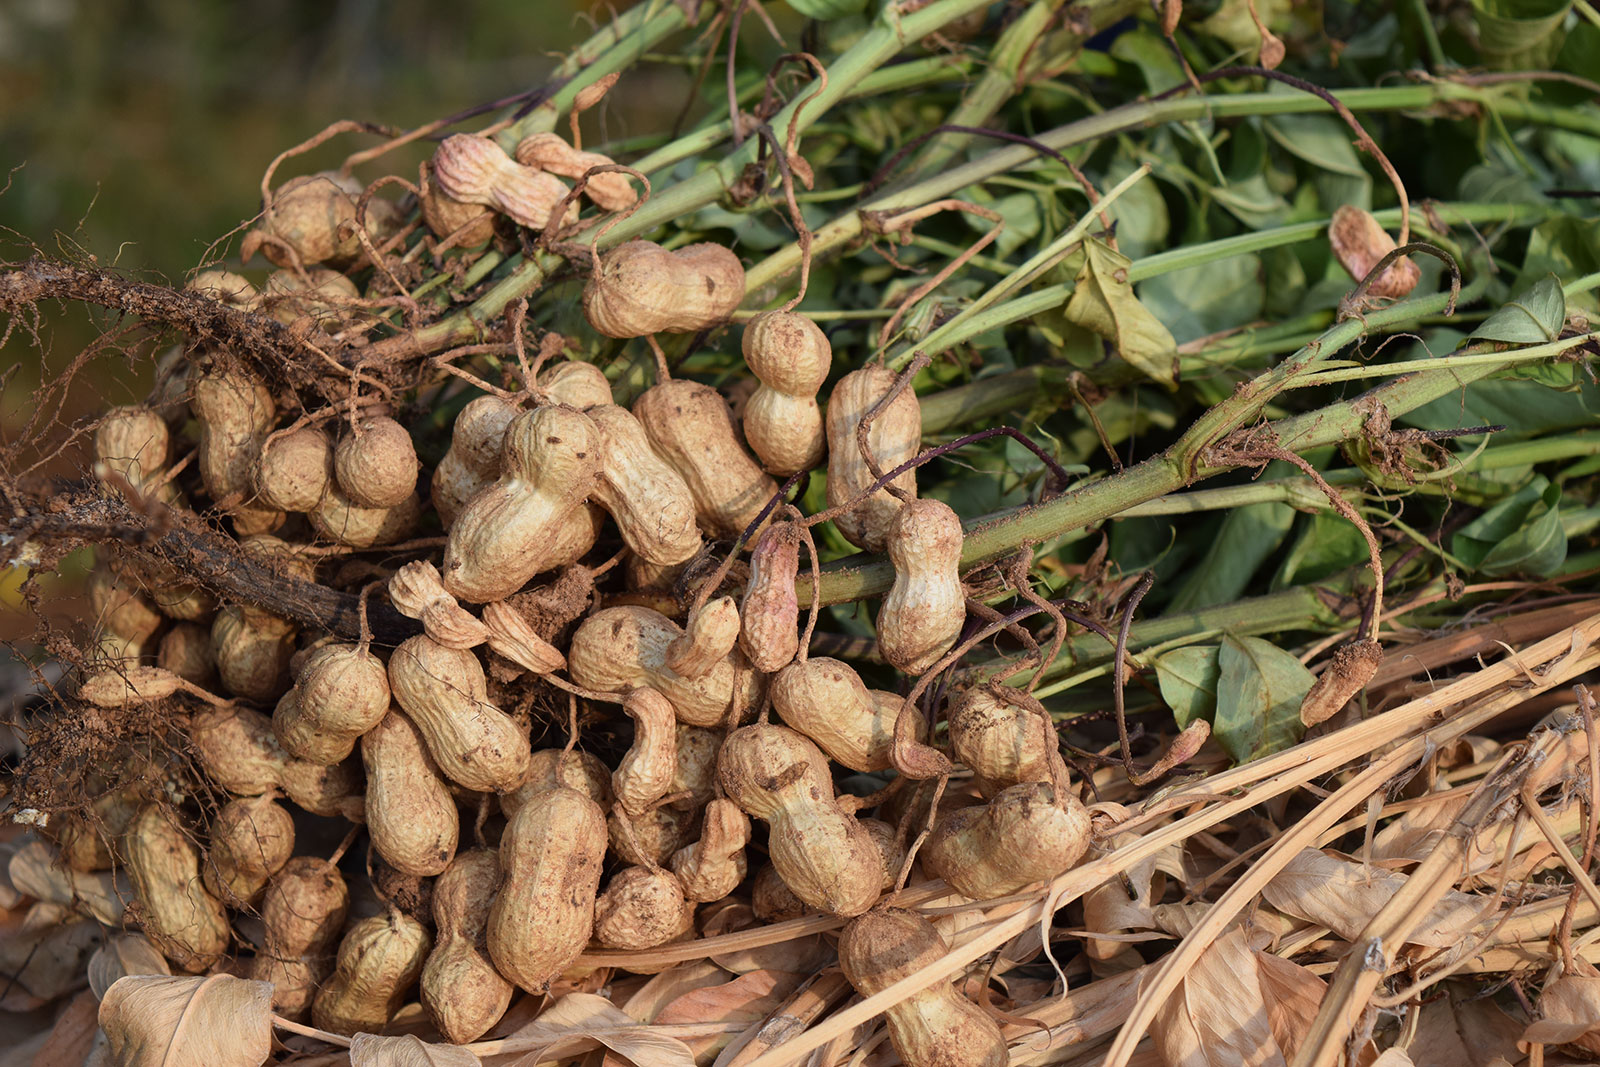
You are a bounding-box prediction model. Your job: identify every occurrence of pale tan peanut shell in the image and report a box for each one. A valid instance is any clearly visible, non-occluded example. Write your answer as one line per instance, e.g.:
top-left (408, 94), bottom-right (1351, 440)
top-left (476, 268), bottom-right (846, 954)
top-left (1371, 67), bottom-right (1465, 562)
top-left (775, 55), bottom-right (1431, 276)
top-left (79, 666), bottom-right (185, 708)
top-left (718, 723), bottom-right (882, 917)
top-left (500, 749), bottom-right (613, 820)
top-left (278, 756), bottom-right (366, 821)
top-left (486, 786), bottom-right (606, 993)
top-left (613, 687), bottom-right (678, 816)
top-left (421, 166), bottom-right (496, 246)
top-left (202, 794), bottom-right (295, 906)
top-left (249, 856), bottom-right (349, 1019)
top-left (514, 132), bottom-right (639, 211)
top-left (593, 866), bottom-right (696, 950)
top-left (441, 404), bottom-right (602, 603)
top-left (567, 606), bottom-right (761, 727)
top-left (363, 711), bottom-right (459, 878)
top-left (481, 599), bottom-right (566, 675)
top-left (421, 850), bottom-right (513, 1043)
top-left (58, 778), bottom-right (146, 872)
top-left (1329, 204), bottom-right (1420, 299)
top-left (432, 133), bottom-right (577, 230)
top-left (923, 782), bottom-right (1090, 900)
top-left (389, 561), bottom-right (489, 649)
top-left (187, 268), bottom-right (260, 309)
top-left (537, 359), bottom-right (614, 409)
top-left (274, 643), bottom-right (391, 764)
top-left (669, 798), bottom-right (751, 903)
top-left (95, 405), bottom-right (169, 490)
top-left (740, 311), bottom-right (831, 475)
top-left (261, 266), bottom-right (362, 328)
top-left (312, 911), bottom-right (433, 1036)
top-left (947, 683), bottom-right (1069, 798)
top-left (586, 403), bottom-right (702, 566)
top-left (388, 634), bottom-right (531, 794)
top-left (123, 805), bottom-right (232, 973)
top-left (255, 426), bottom-right (332, 513)
top-left (838, 908), bottom-right (1008, 1067)
top-left (190, 704), bottom-right (289, 797)
top-left (771, 657), bottom-right (908, 773)
top-left (335, 416), bottom-right (419, 509)
top-left (750, 863), bottom-right (806, 922)
top-left (255, 170), bottom-right (397, 268)
top-left (665, 596), bottom-right (740, 680)
top-left (212, 605), bottom-right (296, 704)
top-left (310, 486), bottom-right (421, 548)
top-left (824, 364), bottom-right (921, 552)
top-left (608, 804), bottom-right (696, 868)
top-left (191, 368), bottom-right (279, 521)
top-left (739, 523), bottom-right (800, 674)
top-left (877, 498), bottom-right (965, 676)
top-left (632, 379), bottom-right (777, 540)
top-left (159, 622), bottom-right (217, 687)
top-left (431, 395), bottom-right (519, 530)
top-left (582, 240), bottom-right (744, 338)
top-left (860, 818), bottom-right (908, 891)
top-left (670, 724), bottom-right (722, 811)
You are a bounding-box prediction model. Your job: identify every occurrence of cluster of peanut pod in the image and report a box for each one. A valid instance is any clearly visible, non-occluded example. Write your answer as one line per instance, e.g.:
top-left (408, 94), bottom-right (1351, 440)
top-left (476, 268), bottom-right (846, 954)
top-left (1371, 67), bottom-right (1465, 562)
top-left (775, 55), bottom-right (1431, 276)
top-left (25, 126), bottom-right (1099, 1067)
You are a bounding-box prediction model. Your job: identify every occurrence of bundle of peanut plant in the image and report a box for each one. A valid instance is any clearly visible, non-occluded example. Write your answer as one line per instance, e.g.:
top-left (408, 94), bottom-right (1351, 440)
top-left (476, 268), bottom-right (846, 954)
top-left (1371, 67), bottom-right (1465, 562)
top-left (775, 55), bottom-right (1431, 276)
top-left (1, 1), bottom-right (1599, 1065)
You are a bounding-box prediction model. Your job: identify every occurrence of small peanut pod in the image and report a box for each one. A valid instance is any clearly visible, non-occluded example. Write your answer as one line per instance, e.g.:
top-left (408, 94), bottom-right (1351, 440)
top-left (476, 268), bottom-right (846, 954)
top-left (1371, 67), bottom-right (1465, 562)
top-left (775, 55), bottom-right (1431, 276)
top-left (751, 863), bottom-right (806, 922)
top-left (923, 782), bottom-right (1091, 900)
top-left (363, 711), bottom-right (459, 878)
top-left (202, 794), bottom-right (295, 907)
top-left (212, 605), bottom-right (297, 703)
top-left (191, 367), bottom-right (283, 533)
top-left (79, 665), bottom-right (185, 707)
top-left (613, 687), bottom-right (678, 816)
top-left (665, 597), bottom-right (740, 680)
top-left (190, 705), bottom-right (365, 819)
top-left (335, 415), bottom-right (418, 509)
top-left (273, 643), bottom-right (391, 764)
top-left (312, 911), bottom-right (433, 1036)
top-left (487, 786), bottom-right (606, 993)
top-left (251, 170), bottom-right (397, 269)
top-left (250, 856), bottom-right (349, 1019)
top-left (718, 723), bottom-right (883, 917)
top-left (568, 606), bottom-right (760, 727)
top-left (421, 161), bottom-right (496, 246)
top-left (878, 499), bottom-right (965, 676)
top-left (593, 867), bottom-right (696, 951)
top-left (670, 724), bottom-right (723, 811)
top-left (587, 403), bottom-right (702, 566)
top-left (770, 657), bottom-right (907, 773)
top-left (432, 395), bottom-right (519, 530)
top-left (277, 756), bottom-right (366, 821)
top-left (422, 850), bottom-right (514, 1043)
top-left (256, 426), bottom-right (332, 513)
top-left (123, 805), bottom-right (232, 973)
top-left (481, 600), bottom-right (566, 676)
top-left (609, 804), bottom-right (696, 868)
top-left (633, 379), bottom-right (777, 540)
top-left (88, 564), bottom-right (162, 664)
top-left (538, 359), bottom-right (614, 409)
top-left (389, 561), bottom-right (490, 649)
top-left (309, 484), bottom-right (421, 548)
top-left (442, 404), bottom-right (602, 603)
top-left (740, 523), bottom-right (801, 674)
top-left (432, 133), bottom-right (576, 230)
top-left (514, 132), bottom-right (638, 211)
top-left (500, 749), bottom-right (613, 821)
top-left (947, 684), bottom-right (1070, 798)
top-left (669, 798), bottom-right (751, 903)
top-left (583, 240), bottom-right (744, 338)
top-left (94, 405), bottom-right (170, 492)
top-left (159, 622), bottom-right (217, 686)
top-left (838, 908), bottom-right (1009, 1067)
top-left (388, 634), bottom-right (531, 794)
top-left (825, 365), bottom-right (921, 552)
top-left (741, 311), bottom-right (830, 476)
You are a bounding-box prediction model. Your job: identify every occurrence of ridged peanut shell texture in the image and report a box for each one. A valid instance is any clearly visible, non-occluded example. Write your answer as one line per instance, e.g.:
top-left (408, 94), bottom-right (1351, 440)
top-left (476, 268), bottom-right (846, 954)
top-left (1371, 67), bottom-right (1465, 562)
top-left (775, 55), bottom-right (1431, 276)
top-left (275, 643), bottom-right (390, 764)
top-left (501, 748), bottom-right (614, 820)
top-left (95, 405), bottom-right (169, 488)
top-left (203, 795), bottom-right (294, 906)
top-left (423, 850), bottom-right (513, 1043)
top-left (771, 657), bottom-right (907, 773)
top-left (739, 524), bottom-right (800, 674)
top-left (432, 395), bottom-right (519, 530)
top-left (878, 498), bottom-right (965, 675)
top-left (363, 711), bottom-right (459, 877)
top-left (335, 416), bottom-right (419, 509)
top-left (583, 240), bottom-right (744, 337)
top-left (250, 856), bottom-right (348, 1018)
top-left (256, 427), bottom-right (332, 512)
top-left (442, 404), bottom-right (601, 603)
top-left (924, 782), bottom-right (1090, 900)
top-left (718, 724), bottom-right (882, 917)
top-left (123, 805), bottom-right (231, 973)
top-left (839, 908), bottom-right (1008, 1067)
top-left (593, 866), bottom-right (695, 950)
top-left (388, 634), bottom-right (531, 793)
top-left (587, 403), bottom-right (701, 566)
top-left (487, 786), bottom-right (606, 993)
top-left (947, 684), bottom-right (1067, 797)
top-left (312, 911), bottom-right (432, 1036)
top-left (825, 365), bottom-right (921, 552)
top-left (633, 379), bottom-right (778, 540)
top-left (741, 311), bottom-right (830, 475)
top-left (568, 606), bottom-right (760, 727)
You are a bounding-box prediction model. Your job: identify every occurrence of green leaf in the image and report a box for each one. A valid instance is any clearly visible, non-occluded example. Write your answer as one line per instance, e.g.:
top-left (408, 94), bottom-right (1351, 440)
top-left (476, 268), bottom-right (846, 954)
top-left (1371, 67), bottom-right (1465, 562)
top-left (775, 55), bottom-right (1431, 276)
top-left (1199, 0), bottom-right (1292, 55)
top-left (1155, 646), bottom-right (1221, 729)
top-left (1468, 274), bottom-right (1567, 345)
top-left (1063, 237), bottom-right (1179, 388)
top-left (1169, 500), bottom-right (1296, 612)
top-left (1102, 159), bottom-right (1171, 260)
top-left (1272, 511), bottom-right (1370, 589)
top-left (1264, 115), bottom-right (1368, 178)
top-left (1138, 253), bottom-right (1265, 347)
top-left (1522, 216), bottom-right (1600, 315)
top-left (1471, 0), bottom-right (1571, 68)
top-left (786, 0), bottom-right (869, 19)
top-left (1110, 26), bottom-right (1188, 94)
top-left (1453, 477), bottom-right (1568, 577)
top-left (1214, 634), bottom-right (1314, 764)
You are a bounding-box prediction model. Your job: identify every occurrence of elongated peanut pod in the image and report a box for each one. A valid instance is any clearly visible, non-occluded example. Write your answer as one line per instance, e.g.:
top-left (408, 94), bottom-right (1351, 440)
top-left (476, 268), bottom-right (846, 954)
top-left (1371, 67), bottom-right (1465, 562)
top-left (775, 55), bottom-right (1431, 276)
top-left (583, 240), bottom-right (744, 337)
top-left (568, 606), bottom-right (760, 727)
top-left (202, 794), bottom-right (294, 906)
top-left (362, 711), bottom-right (459, 877)
top-left (388, 635), bottom-right (531, 794)
top-left (123, 806), bottom-right (231, 973)
top-left (741, 311), bottom-right (829, 475)
top-left (250, 856), bottom-right (348, 1019)
top-left (613, 688), bottom-right (678, 816)
top-left (771, 657), bottom-right (909, 773)
top-left (632, 379), bottom-right (777, 540)
top-left (312, 911), bottom-right (432, 1036)
top-left (739, 523), bottom-right (801, 673)
top-left (389, 560), bottom-right (490, 649)
top-left (825, 365), bottom-right (920, 552)
top-left (587, 403), bottom-right (702, 566)
top-left (422, 850), bottom-right (514, 1043)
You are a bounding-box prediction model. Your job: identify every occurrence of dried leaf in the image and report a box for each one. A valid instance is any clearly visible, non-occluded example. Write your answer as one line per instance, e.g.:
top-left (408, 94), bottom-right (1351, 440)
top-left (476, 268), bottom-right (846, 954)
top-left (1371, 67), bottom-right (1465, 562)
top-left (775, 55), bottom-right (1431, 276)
top-left (0, 911), bottom-right (100, 1004)
top-left (1408, 986), bottom-right (1524, 1067)
top-left (1522, 974), bottom-right (1600, 1054)
top-left (1150, 927), bottom-right (1284, 1067)
top-left (351, 1033), bottom-right (483, 1067)
top-left (88, 934), bottom-right (172, 1000)
top-left (1244, 0), bottom-right (1286, 69)
top-left (1252, 951), bottom-right (1328, 1061)
top-left (1261, 850), bottom-right (1482, 948)
top-left (31, 989), bottom-right (102, 1067)
top-left (1371, 1051), bottom-right (1415, 1067)
top-left (8, 840), bottom-right (130, 924)
top-left (620, 960), bottom-right (730, 1023)
top-left (494, 992), bottom-right (697, 1067)
top-left (645, 970), bottom-right (805, 1064)
top-left (98, 974), bottom-right (274, 1067)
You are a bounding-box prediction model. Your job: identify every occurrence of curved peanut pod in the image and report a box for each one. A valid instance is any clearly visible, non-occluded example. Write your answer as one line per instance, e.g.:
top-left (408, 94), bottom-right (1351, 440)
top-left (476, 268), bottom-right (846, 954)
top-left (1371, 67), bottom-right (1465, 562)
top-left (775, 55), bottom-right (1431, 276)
top-left (363, 711), bottom-right (459, 877)
top-left (568, 606), bottom-right (760, 727)
top-left (587, 403), bottom-right (702, 566)
top-left (388, 635), bottom-right (531, 793)
top-left (923, 782), bottom-right (1091, 900)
